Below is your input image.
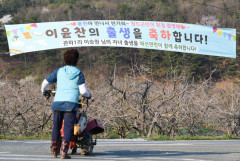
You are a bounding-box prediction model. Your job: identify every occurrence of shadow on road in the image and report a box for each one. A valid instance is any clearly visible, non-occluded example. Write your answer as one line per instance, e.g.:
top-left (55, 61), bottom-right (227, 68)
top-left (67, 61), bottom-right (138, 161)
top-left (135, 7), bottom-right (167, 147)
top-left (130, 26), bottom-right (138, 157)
top-left (93, 150), bottom-right (238, 158)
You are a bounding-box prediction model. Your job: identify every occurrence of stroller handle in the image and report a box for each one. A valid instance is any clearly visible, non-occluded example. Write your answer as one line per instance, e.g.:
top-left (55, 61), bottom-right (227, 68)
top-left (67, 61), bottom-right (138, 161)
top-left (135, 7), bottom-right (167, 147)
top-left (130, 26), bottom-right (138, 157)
top-left (44, 90), bottom-right (93, 105)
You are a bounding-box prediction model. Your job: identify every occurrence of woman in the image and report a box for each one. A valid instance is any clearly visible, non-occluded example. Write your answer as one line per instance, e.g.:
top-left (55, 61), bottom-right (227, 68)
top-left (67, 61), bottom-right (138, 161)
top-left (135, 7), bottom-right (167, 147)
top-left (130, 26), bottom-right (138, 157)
top-left (41, 49), bottom-right (91, 159)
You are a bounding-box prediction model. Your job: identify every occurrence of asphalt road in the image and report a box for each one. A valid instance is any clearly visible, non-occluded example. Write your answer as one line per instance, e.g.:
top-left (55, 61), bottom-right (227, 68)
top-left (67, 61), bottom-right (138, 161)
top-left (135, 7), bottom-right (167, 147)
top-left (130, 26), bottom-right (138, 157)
top-left (0, 139), bottom-right (240, 161)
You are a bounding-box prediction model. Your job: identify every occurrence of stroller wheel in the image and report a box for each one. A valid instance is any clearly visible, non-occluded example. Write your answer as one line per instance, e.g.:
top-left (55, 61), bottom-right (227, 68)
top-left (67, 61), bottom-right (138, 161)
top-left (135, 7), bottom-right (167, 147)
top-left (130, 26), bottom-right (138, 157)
top-left (81, 135), bottom-right (93, 156)
top-left (72, 147), bottom-right (77, 154)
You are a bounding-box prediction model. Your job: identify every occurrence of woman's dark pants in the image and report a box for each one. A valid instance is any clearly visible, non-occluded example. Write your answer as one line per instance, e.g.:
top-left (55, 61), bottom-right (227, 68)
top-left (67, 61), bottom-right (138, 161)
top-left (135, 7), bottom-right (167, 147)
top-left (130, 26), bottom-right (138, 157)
top-left (52, 111), bottom-right (76, 142)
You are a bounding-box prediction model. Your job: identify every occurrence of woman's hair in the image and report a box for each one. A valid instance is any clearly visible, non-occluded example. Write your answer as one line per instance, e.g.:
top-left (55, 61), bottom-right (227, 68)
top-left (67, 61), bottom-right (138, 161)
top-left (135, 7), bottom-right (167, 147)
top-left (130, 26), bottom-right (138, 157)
top-left (64, 49), bottom-right (79, 66)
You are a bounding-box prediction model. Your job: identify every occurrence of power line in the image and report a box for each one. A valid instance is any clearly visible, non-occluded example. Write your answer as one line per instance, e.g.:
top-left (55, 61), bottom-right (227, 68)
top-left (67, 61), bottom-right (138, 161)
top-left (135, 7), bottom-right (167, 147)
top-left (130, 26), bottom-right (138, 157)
top-left (182, 0), bottom-right (240, 15)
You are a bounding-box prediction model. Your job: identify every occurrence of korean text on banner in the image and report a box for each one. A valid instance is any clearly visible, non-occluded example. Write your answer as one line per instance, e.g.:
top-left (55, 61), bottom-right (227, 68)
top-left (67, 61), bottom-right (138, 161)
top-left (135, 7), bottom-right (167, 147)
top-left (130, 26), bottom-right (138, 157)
top-left (5, 20), bottom-right (236, 58)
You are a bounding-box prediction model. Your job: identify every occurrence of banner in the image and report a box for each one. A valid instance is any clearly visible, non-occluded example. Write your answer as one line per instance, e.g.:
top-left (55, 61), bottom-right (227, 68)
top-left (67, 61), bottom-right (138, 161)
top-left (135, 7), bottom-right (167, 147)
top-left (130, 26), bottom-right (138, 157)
top-left (5, 20), bottom-right (236, 58)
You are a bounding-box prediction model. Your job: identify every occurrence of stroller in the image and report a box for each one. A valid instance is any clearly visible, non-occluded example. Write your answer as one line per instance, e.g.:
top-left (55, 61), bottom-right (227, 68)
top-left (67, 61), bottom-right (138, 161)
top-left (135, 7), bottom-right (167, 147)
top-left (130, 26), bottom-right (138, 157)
top-left (45, 90), bottom-right (104, 156)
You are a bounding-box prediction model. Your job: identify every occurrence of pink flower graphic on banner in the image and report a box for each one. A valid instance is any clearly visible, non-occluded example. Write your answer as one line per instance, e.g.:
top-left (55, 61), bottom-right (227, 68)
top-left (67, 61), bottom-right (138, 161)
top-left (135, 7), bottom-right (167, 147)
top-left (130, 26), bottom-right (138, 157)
top-left (14, 35), bottom-right (19, 40)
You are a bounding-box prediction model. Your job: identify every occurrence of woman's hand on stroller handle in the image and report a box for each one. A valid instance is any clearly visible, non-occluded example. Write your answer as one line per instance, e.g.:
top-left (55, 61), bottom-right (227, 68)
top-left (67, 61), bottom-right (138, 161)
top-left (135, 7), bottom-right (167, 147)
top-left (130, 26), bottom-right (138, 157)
top-left (82, 93), bottom-right (92, 99)
top-left (43, 90), bottom-right (55, 99)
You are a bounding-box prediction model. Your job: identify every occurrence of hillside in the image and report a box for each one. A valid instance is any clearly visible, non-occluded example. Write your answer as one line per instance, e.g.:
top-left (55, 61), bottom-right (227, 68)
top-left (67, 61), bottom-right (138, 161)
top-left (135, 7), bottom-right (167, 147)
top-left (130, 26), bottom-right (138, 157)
top-left (0, 0), bottom-right (240, 139)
